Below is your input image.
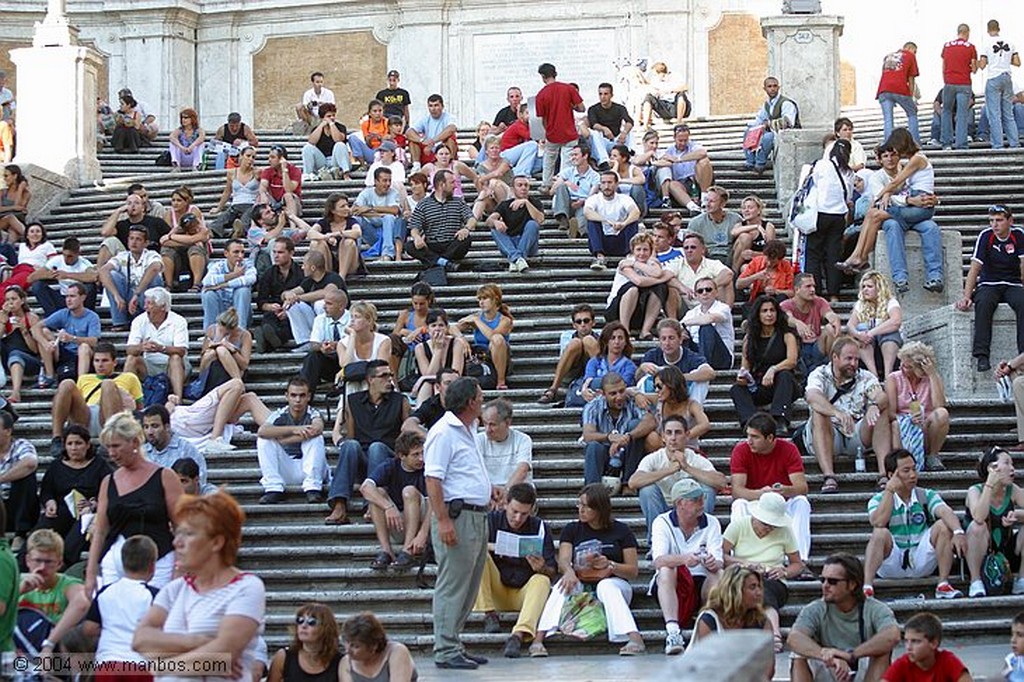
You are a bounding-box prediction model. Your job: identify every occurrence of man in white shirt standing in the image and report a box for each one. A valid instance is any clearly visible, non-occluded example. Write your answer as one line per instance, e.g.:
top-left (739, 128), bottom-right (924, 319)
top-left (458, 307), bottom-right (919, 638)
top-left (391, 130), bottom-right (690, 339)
top-left (649, 478), bottom-right (723, 656)
top-left (295, 72), bottom-right (335, 134)
top-left (979, 19), bottom-right (1021, 149)
top-left (583, 172), bottom-right (641, 271)
top-left (475, 398), bottom-right (533, 503)
top-left (425, 376), bottom-right (495, 670)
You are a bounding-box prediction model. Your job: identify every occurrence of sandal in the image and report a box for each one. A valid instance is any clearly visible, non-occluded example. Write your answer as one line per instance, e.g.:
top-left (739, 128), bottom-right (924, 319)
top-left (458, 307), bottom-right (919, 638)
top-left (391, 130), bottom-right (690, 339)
top-left (537, 388), bottom-right (558, 405)
top-left (528, 642), bottom-right (548, 658)
top-left (496, 383), bottom-right (509, 390)
top-left (773, 632), bottom-right (784, 653)
top-left (370, 551), bottom-right (393, 571)
top-left (618, 640), bottom-right (646, 656)
top-left (820, 476), bottom-right (839, 494)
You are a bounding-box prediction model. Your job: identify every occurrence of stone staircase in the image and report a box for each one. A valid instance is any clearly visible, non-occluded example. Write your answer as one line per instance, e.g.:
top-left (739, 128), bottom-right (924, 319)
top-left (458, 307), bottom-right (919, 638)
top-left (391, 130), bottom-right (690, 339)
top-left (17, 107), bottom-right (1024, 652)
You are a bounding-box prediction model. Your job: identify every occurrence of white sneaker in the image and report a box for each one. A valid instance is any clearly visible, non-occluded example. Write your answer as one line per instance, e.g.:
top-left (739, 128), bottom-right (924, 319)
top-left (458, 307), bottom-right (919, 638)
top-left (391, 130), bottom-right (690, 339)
top-left (515, 258), bottom-right (529, 272)
top-left (301, 173), bottom-right (315, 182)
top-left (686, 200), bottom-right (702, 214)
top-left (410, 162), bottom-right (422, 173)
top-left (968, 579), bottom-right (987, 598)
top-left (508, 261), bottom-right (519, 272)
top-left (202, 437), bottom-right (236, 454)
top-left (1014, 578), bottom-right (1024, 595)
top-left (934, 581), bottom-right (962, 599)
top-left (664, 631), bottom-right (685, 656)
top-left (590, 255), bottom-right (606, 271)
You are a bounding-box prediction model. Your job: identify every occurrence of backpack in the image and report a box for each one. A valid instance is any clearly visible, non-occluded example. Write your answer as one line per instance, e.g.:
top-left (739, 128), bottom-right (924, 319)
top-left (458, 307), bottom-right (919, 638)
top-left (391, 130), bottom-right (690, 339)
top-left (983, 551), bottom-right (1012, 595)
top-left (788, 162), bottom-right (820, 235)
top-left (142, 373), bottom-right (171, 408)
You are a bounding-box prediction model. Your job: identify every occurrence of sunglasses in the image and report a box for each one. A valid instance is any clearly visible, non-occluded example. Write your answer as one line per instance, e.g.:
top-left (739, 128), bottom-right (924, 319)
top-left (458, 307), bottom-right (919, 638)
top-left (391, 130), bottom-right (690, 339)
top-left (573, 317), bottom-right (593, 324)
top-left (696, 287), bottom-right (714, 294)
top-left (654, 382), bottom-right (664, 390)
top-left (682, 245), bottom-right (700, 251)
top-left (818, 576), bottom-right (846, 586)
top-left (989, 204), bottom-right (1010, 215)
top-left (295, 616), bottom-right (319, 626)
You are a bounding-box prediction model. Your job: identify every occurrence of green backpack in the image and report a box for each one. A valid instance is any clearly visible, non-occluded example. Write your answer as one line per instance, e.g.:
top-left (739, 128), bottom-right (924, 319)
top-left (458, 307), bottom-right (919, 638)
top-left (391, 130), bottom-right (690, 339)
top-left (983, 551), bottom-right (1011, 595)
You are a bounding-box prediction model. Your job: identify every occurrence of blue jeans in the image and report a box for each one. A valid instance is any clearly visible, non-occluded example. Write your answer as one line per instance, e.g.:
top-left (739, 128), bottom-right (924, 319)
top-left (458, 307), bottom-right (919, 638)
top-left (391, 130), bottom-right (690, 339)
top-left (328, 440), bottom-right (394, 503)
top-left (878, 92), bottom-right (920, 144)
top-left (551, 184), bottom-right (588, 224)
top-left (490, 220), bottom-right (539, 263)
top-left (31, 282), bottom-right (95, 317)
top-left (106, 270), bottom-right (164, 326)
top-left (348, 136), bottom-right (377, 164)
top-left (500, 141), bottom-right (542, 177)
top-left (940, 84), bottom-right (973, 148)
top-left (586, 221), bottom-right (638, 258)
top-left (883, 217), bottom-right (943, 284)
top-left (302, 141), bottom-right (351, 174)
top-left (583, 425), bottom-right (643, 484)
top-left (638, 483), bottom-right (716, 543)
top-left (588, 133), bottom-right (622, 165)
top-left (743, 129), bottom-right (774, 167)
top-left (201, 286), bottom-right (252, 329)
top-left (357, 215), bottom-right (405, 258)
top-left (985, 73), bottom-right (1021, 148)
top-left (799, 341), bottom-right (829, 375)
top-left (693, 324), bottom-right (733, 370)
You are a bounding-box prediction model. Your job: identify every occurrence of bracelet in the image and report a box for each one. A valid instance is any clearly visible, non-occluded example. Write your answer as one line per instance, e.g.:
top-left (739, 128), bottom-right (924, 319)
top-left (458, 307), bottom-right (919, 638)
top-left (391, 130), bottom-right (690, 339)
top-left (953, 528), bottom-right (965, 536)
top-left (42, 638), bottom-right (55, 649)
top-left (984, 484), bottom-right (995, 489)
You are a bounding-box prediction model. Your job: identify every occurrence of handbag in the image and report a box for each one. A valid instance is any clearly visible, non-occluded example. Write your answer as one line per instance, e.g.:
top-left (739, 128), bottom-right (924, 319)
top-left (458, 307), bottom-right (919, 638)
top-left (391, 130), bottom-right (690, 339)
top-left (155, 150), bottom-right (172, 166)
top-left (896, 413), bottom-right (926, 470)
top-left (183, 367), bottom-right (211, 401)
top-left (789, 162), bottom-right (820, 235)
top-left (742, 126), bottom-right (765, 151)
top-left (557, 591), bottom-right (608, 641)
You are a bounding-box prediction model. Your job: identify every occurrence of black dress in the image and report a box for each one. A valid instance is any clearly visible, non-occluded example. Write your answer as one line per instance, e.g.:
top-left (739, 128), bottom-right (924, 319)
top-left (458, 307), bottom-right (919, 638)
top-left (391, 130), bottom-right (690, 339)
top-left (34, 456), bottom-right (112, 566)
top-left (729, 327), bottom-right (799, 427)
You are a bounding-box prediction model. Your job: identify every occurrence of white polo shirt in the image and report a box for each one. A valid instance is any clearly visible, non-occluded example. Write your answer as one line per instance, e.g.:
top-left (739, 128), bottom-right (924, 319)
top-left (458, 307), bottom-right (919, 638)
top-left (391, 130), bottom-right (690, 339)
top-left (127, 310), bottom-right (189, 372)
top-left (425, 411), bottom-right (491, 506)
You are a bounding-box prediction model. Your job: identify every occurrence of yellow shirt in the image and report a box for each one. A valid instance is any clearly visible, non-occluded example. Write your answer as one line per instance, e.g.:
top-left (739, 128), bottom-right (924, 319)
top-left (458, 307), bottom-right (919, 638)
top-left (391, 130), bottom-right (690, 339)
top-left (76, 373), bottom-right (144, 407)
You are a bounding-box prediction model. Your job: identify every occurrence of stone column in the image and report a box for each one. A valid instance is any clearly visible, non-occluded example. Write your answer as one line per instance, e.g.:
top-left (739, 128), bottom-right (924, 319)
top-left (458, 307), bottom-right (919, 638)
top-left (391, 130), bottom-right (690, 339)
top-left (10, 1), bottom-right (102, 200)
top-left (760, 14), bottom-right (844, 210)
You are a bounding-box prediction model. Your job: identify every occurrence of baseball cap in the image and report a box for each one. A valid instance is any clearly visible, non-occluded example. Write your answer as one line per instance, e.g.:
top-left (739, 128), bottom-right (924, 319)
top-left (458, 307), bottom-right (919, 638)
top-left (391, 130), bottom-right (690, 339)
top-left (387, 69), bottom-right (400, 78)
top-left (379, 140), bottom-right (397, 152)
top-left (670, 478), bottom-right (705, 502)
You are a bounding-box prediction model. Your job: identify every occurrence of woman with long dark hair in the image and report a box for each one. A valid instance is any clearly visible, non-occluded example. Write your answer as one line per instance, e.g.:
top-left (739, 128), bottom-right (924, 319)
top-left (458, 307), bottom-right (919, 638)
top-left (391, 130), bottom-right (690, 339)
top-left (267, 602), bottom-right (342, 682)
top-left (730, 295), bottom-right (799, 429)
top-left (0, 164), bottom-right (29, 242)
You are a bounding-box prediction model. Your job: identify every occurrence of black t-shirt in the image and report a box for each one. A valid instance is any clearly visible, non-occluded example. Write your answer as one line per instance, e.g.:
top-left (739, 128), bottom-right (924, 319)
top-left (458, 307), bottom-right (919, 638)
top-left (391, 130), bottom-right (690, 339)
top-left (299, 271), bottom-right (347, 295)
top-left (410, 394), bottom-right (444, 430)
top-left (559, 520), bottom-right (637, 579)
top-left (314, 122), bottom-right (348, 157)
top-left (115, 215), bottom-right (170, 252)
top-left (495, 197), bottom-right (543, 237)
top-left (376, 88), bottom-right (411, 119)
top-left (587, 102), bottom-right (634, 137)
top-left (486, 510), bottom-right (557, 589)
top-left (492, 106), bottom-right (517, 128)
top-left (368, 458), bottom-right (425, 510)
top-left (255, 262), bottom-right (303, 308)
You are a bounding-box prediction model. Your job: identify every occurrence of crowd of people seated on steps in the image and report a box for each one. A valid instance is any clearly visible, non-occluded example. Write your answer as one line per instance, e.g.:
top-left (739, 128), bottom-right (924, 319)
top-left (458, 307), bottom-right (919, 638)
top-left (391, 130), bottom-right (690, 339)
top-left (1, 40), bottom-right (1023, 675)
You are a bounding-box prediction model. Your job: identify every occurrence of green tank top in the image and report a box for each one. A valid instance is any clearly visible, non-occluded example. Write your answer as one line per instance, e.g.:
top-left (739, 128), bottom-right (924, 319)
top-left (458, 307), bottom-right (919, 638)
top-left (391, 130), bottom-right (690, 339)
top-left (19, 573), bottom-right (82, 623)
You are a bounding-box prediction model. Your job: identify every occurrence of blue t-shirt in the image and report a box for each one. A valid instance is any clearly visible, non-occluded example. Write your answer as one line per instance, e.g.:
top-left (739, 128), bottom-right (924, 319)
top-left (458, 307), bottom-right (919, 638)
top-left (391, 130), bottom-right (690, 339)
top-left (412, 112), bottom-right (454, 140)
top-left (368, 459), bottom-right (426, 511)
top-left (584, 354), bottom-right (637, 387)
top-left (43, 308), bottom-right (101, 355)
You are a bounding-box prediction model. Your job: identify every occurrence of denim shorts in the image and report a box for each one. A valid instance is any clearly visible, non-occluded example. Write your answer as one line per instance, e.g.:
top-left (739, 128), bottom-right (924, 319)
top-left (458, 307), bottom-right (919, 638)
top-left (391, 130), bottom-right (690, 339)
top-left (6, 349), bottom-right (41, 373)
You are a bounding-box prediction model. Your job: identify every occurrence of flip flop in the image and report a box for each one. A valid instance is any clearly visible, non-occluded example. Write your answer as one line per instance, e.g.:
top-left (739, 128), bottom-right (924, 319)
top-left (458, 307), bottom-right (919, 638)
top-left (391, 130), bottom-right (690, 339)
top-left (821, 476), bottom-right (839, 493)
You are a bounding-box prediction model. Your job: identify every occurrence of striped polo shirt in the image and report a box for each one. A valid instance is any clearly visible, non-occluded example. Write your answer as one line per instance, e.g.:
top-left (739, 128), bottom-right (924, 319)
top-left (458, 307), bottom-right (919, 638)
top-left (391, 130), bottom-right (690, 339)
top-left (867, 486), bottom-right (946, 550)
top-left (408, 193), bottom-right (473, 244)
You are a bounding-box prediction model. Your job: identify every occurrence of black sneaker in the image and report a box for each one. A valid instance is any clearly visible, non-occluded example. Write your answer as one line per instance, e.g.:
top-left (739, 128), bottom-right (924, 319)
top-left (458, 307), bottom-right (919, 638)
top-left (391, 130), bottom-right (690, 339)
top-left (48, 436), bottom-right (64, 459)
top-left (894, 280), bottom-right (910, 294)
top-left (923, 279), bottom-right (944, 293)
top-left (977, 356), bottom-right (992, 372)
top-left (259, 491), bottom-right (285, 505)
top-left (503, 635), bottom-right (523, 658)
top-left (305, 490), bottom-right (324, 504)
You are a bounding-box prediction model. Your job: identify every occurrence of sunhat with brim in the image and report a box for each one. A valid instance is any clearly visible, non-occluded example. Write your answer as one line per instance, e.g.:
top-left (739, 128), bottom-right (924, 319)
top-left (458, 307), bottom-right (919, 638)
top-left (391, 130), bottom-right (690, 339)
top-left (750, 492), bottom-right (791, 528)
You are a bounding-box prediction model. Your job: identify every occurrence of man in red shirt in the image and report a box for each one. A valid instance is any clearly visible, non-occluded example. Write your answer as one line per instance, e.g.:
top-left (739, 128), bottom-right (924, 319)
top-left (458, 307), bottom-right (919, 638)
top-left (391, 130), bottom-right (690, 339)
top-left (940, 23), bottom-right (978, 149)
top-left (876, 41), bottom-right (920, 143)
top-left (729, 412), bottom-right (811, 561)
top-left (535, 63), bottom-right (584, 189)
top-left (259, 145), bottom-right (303, 217)
top-left (499, 104), bottom-right (541, 178)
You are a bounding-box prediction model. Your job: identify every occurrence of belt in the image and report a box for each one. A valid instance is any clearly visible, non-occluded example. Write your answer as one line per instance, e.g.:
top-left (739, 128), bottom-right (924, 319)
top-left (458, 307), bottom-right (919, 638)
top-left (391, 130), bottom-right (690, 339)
top-left (449, 502), bottom-right (489, 513)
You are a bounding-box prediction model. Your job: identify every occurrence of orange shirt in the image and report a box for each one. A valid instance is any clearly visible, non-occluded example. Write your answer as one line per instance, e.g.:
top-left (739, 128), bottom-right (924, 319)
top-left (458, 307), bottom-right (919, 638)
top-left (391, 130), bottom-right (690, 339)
top-left (361, 117), bottom-right (388, 149)
top-left (740, 256), bottom-right (794, 300)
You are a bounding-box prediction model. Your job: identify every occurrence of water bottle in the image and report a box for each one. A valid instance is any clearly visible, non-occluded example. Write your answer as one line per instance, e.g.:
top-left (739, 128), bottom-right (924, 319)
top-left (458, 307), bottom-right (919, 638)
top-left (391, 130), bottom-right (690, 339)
top-left (608, 430), bottom-right (622, 471)
top-left (855, 443), bottom-right (866, 473)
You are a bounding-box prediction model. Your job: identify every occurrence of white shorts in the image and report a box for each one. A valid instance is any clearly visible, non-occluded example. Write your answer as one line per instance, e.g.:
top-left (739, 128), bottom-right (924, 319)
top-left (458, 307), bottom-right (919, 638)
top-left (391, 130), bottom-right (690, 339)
top-left (877, 532), bottom-right (938, 579)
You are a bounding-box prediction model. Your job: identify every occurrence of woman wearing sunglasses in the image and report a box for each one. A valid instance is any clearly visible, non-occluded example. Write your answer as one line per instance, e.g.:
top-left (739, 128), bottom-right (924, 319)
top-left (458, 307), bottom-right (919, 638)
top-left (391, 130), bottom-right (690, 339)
top-left (268, 602), bottom-right (342, 682)
top-left (964, 447), bottom-right (1024, 598)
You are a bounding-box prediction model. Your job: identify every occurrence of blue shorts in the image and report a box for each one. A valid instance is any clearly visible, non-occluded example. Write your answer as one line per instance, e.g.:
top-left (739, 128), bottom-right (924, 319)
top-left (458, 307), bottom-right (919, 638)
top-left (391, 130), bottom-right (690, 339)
top-left (6, 349), bottom-right (41, 373)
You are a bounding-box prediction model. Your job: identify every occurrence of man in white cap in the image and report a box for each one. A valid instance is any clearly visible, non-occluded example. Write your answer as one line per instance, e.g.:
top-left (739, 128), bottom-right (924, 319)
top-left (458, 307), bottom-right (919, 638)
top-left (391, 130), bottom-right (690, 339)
top-left (649, 478), bottom-right (723, 656)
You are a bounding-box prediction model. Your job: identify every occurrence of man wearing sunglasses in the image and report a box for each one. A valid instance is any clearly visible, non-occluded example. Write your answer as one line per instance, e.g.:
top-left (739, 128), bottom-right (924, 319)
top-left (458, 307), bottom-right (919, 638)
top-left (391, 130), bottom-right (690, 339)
top-left (327, 359), bottom-right (409, 526)
top-left (537, 304), bottom-right (600, 406)
top-left (788, 553), bottom-right (900, 682)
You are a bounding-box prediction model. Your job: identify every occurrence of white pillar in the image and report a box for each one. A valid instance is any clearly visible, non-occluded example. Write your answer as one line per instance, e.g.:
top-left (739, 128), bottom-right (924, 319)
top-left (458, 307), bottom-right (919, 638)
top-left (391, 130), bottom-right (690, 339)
top-left (760, 14), bottom-right (844, 210)
top-left (11, 1), bottom-right (102, 190)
